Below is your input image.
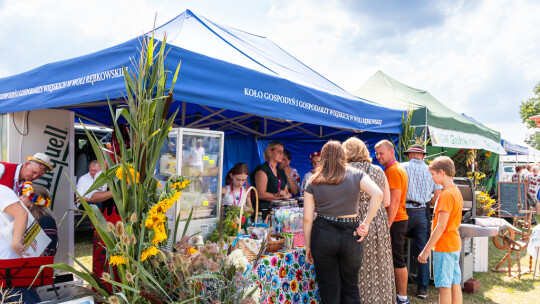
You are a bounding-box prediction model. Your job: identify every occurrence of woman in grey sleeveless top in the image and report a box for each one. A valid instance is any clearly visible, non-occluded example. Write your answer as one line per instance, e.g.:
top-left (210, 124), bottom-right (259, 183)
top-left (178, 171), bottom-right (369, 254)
top-left (343, 137), bottom-right (396, 303)
top-left (303, 141), bottom-right (383, 304)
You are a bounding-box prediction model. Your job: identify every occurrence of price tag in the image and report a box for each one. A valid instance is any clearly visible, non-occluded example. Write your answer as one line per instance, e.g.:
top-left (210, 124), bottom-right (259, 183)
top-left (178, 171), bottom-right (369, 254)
top-left (203, 156), bottom-right (210, 160)
top-left (203, 201), bottom-right (209, 206)
top-left (209, 160), bottom-right (215, 164)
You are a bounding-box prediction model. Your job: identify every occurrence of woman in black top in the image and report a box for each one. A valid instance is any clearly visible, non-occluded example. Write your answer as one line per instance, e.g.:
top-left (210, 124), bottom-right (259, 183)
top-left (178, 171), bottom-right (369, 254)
top-left (303, 141), bottom-right (383, 304)
top-left (249, 141), bottom-right (291, 220)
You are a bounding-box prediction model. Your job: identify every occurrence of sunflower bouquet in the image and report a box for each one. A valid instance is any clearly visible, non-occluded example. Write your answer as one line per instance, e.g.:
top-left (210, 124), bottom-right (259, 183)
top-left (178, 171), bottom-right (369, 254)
top-left (45, 32), bottom-right (265, 304)
top-left (475, 191), bottom-right (497, 217)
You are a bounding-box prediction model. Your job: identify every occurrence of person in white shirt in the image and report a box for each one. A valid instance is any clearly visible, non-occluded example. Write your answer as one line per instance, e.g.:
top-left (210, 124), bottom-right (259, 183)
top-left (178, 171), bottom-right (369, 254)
top-left (300, 152), bottom-right (321, 196)
top-left (191, 139), bottom-right (205, 166)
top-left (522, 164), bottom-right (532, 178)
top-left (0, 184), bottom-right (29, 259)
top-left (75, 160), bottom-right (107, 207)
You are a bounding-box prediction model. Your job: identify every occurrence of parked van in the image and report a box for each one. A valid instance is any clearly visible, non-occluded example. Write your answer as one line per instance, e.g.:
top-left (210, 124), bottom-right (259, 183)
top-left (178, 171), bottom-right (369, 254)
top-left (500, 165), bottom-right (515, 182)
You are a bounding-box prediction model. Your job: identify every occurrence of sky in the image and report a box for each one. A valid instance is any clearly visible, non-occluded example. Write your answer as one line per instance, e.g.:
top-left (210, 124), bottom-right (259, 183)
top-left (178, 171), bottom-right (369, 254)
top-left (1, 0), bottom-right (539, 146)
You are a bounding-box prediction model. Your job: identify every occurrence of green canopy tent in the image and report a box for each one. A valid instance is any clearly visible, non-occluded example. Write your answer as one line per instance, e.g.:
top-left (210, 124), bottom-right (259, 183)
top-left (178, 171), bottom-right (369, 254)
top-left (354, 71), bottom-right (505, 191)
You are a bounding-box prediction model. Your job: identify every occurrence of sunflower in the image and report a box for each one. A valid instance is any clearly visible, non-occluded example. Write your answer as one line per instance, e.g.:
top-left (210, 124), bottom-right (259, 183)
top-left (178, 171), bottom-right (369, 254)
top-left (141, 246), bottom-right (159, 262)
top-left (145, 211), bottom-right (165, 229)
top-left (116, 165), bottom-right (140, 183)
top-left (109, 255), bottom-right (126, 266)
top-left (152, 224), bottom-right (168, 245)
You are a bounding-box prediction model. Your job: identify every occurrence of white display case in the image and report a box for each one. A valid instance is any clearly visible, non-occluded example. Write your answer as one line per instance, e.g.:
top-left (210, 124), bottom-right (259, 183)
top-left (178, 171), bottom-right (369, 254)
top-left (156, 127), bottom-right (224, 243)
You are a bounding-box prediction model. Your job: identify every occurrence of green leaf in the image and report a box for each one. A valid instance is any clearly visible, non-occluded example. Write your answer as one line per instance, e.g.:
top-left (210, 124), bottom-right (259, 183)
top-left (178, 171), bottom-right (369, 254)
top-left (182, 207), bottom-right (195, 237)
top-left (105, 280), bottom-right (140, 293)
top-left (82, 164), bottom-right (119, 196)
top-left (170, 60), bottom-right (182, 92)
top-left (68, 173), bottom-right (115, 249)
top-left (115, 108), bottom-right (137, 128)
top-left (147, 35), bottom-right (155, 69)
top-left (44, 263), bottom-right (109, 296)
top-left (125, 256), bottom-right (172, 301)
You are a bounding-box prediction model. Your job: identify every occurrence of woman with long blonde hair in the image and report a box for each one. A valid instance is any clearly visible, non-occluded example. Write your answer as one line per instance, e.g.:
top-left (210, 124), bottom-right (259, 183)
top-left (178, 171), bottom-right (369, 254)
top-left (303, 140), bottom-right (383, 304)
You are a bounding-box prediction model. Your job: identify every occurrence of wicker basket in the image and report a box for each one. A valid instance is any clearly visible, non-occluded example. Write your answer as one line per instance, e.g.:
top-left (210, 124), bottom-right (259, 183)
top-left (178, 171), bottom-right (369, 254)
top-left (229, 236), bottom-right (262, 261)
top-left (266, 234), bottom-right (285, 253)
top-left (229, 187), bottom-right (264, 261)
top-left (264, 215), bottom-right (285, 253)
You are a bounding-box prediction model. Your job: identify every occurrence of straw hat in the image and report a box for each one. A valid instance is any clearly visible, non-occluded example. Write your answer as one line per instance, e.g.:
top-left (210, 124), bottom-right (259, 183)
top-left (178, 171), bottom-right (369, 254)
top-left (26, 153), bottom-right (54, 171)
top-left (404, 144), bottom-right (427, 155)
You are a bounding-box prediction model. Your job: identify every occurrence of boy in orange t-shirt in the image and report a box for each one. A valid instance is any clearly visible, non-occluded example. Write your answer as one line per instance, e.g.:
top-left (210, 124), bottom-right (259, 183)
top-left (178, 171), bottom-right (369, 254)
top-left (418, 156), bottom-right (463, 304)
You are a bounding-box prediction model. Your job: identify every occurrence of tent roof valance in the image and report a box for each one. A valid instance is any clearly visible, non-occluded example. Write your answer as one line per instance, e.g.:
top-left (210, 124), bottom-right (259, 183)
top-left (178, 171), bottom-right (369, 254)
top-left (0, 10), bottom-right (403, 136)
top-left (501, 139), bottom-right (529, 155)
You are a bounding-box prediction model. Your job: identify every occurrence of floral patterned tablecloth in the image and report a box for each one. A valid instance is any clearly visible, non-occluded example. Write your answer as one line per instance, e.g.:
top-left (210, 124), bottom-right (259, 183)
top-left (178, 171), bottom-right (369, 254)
top-left (249, 247), bottom-right (320, 304)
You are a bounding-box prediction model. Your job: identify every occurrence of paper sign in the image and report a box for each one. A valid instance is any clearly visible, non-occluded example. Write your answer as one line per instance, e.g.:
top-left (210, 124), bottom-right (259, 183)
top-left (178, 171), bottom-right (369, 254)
top-left (209, 160), bottom-right (215, 164)
top-left (203, 156), bottom-right (210, 160)
top-left (203, 201), bottom-right (209, 206)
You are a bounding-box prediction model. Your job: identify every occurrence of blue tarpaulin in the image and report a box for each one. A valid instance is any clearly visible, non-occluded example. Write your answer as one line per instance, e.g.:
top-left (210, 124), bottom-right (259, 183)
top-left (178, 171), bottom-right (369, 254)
top-left (501, 139), bottom-right (529, 155)
top-left (0, 10), bottom-right (402, 135)
top-left (224, 133), bottom-right (398, 185)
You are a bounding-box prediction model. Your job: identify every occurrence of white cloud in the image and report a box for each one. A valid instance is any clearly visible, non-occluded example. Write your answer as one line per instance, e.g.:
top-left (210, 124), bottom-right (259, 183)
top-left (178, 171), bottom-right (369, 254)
top-left (485, 121), bottom-right (532, 146)
top-left (263, 0), bottom-right (540, 144)
top-left (1, 0), bottom-right (539, 145)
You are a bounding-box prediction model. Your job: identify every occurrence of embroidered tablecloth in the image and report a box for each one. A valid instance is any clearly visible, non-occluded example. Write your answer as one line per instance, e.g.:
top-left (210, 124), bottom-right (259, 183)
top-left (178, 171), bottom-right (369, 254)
top-left (249, 247), bottom-right (320, 304)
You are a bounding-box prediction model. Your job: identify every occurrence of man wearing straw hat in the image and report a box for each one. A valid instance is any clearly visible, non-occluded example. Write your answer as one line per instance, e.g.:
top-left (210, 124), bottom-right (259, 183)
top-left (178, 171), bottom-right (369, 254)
top-left (0, 152), bottom-right (54, 195)
top-left (402, 144), bottom-right (442, 299)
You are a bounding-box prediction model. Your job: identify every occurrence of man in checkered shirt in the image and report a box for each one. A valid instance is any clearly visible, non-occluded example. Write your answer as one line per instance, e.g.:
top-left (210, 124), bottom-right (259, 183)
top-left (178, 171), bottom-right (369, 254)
top-left (402, 144), bottom-right (443, 299)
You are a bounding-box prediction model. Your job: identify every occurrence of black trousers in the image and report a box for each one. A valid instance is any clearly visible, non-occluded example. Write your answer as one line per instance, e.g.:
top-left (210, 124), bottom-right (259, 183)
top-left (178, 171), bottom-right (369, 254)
top-left (311, 217), bottom-right (364, 304)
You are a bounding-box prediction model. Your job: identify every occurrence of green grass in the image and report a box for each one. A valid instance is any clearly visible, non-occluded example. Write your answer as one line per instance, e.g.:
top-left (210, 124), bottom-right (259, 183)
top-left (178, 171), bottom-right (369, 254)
top-left (73, 217), bottom-right (540, 303)
top-left (73, 231), bottom-right (93, 273)
top-left (409, 214), bottom-right (540, 304)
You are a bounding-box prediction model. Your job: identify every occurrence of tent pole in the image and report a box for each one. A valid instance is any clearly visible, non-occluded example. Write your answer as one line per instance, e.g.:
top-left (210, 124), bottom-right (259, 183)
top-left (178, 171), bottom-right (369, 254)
top-left (265, 122), bottom-right (305, 137)
top-left (181, 102), bottom-right (186, 126)
top-left (74, 114), bottom-right (111, 128)
top-left (199, 105), bottom-right (264, 136)
top-left (322, 128), bottom-right (356, 138)
top-left (192, 114), bottom-right (252, 128)
top-left (292, 125), bottom-right (318, 137)
top-left (186, 109), bottom-right (226, 127)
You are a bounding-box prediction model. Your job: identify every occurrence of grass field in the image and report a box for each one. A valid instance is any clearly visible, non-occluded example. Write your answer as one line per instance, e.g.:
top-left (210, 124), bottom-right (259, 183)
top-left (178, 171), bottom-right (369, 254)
top-left (73, 230), bottom-right (93, 274)
top-left (74, 216), bottom-right (540, 303)
top-left (408, 215), bottom-right (540, 304)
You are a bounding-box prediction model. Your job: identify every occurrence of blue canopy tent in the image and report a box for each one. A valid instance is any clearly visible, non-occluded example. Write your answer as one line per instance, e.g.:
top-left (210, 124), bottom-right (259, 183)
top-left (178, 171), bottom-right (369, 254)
top-left (501, 139), bottom-right (529, 156)
top-left (0, 10), bottom-right (403, 177)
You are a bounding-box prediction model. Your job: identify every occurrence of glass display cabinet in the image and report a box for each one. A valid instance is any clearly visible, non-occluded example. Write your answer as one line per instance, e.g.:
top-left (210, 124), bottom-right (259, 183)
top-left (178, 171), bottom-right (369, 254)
top-left (156, 127), bottom-right (224, 243)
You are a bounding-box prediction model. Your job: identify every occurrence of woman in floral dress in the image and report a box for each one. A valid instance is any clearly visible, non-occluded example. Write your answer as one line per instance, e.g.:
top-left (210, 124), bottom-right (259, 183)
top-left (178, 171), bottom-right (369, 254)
top-left (343, 137), bottom-right (396, 303)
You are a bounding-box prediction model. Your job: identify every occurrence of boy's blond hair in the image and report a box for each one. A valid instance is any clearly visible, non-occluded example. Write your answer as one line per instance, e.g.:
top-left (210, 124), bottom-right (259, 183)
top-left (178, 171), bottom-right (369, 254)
top-left (429, 156), bottom-right (455, 177)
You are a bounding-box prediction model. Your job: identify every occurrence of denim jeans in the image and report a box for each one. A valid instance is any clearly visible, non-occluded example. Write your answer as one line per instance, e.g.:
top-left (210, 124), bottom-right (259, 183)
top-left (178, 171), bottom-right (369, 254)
top-left (311, 217), bottom-right (364, 304)
top-left (406, 208), bottom-right (430, 290)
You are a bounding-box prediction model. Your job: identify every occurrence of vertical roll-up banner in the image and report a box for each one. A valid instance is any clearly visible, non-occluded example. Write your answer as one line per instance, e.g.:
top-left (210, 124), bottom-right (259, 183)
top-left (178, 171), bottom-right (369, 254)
top-left (6, 109), bottom-right (74, 266)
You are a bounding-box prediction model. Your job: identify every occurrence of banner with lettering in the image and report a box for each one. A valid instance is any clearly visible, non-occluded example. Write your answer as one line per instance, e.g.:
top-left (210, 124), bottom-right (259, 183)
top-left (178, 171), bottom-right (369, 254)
top-left (428, 126), bottom-right (506, 154)
top-left (0, 11), bottom-right (403, 134)
top-left (7, 109), bottom-right (74, 265)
